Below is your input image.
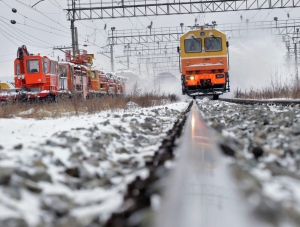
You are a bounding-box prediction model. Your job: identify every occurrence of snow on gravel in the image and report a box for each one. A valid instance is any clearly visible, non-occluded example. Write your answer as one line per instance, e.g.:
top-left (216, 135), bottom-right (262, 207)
top-left (0, 101), bottom-right (189, 227)
top-left (196, 99), bottom-right (300, 227)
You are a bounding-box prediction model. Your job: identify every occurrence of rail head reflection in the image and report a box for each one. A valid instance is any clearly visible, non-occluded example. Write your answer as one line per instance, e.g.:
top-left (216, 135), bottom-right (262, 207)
top-left (191, 105), bottom-right (220, 170)
top-left (155, 102), bottom-right (269, 227)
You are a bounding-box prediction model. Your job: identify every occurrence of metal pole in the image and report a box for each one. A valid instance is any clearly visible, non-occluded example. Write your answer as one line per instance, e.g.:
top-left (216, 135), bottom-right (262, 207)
top-left (75, 27), bottom-right (79, 54)
top-left (146, 63), bottom-right (149, 78)
top-left (71, 0), bottom-right (76, 58)
top-left (110, 44), bottom-right (114, 71)
top-left (110, 27), bottom-right (115, 72)
top-left (295, 42), bottom-right (298, 79)
top-left (127, 55), bottom-right (130, 69)
top-left (127, 44), bottom-right (130, 69)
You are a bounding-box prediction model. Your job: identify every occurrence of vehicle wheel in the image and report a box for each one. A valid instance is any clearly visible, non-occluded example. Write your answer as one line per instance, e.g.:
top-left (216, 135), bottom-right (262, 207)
top-left (53, 95), bottom-right (58, 103)
top-left (213, 94), bottom-right (219, 100)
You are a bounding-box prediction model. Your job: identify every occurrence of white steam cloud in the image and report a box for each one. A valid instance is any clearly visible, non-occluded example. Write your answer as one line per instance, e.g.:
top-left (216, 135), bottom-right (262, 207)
top-left (226, 32), bottom-right (289, 97)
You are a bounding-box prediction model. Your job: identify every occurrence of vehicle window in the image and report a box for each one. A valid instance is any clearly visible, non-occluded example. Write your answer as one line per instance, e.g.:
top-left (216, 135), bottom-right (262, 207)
top-left (27, 59), bottom-right (39, 73)
top-left (204, 37), bottom-right (222, 52)
top-left (16, 63), bottom-right (20, 75)
top-left (58, 66), bottom-right (67, 78)
top-left (75, 71), bottom-right (81, 77)
top-left (91, 71), bottom-right (96, 79)
top-left (43, 60), bottom-right (48, 73)
top-left (185, 38), bottom-right (202, 53)
top-left (50, 61), bottom-right (57, 74)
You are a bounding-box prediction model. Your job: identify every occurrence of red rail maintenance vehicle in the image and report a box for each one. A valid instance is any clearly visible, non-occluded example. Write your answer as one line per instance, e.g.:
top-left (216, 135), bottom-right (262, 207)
top-left (11, 45), bottom-right (59, 102)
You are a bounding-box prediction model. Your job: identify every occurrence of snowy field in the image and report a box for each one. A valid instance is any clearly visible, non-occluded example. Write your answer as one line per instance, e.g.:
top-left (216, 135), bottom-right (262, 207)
top-left (0, 101), bottom-right (189, 227)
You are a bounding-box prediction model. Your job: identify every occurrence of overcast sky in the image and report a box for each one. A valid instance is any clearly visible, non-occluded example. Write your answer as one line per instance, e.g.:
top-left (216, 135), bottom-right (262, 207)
top-left (0, 0), bottom-right (298, 93)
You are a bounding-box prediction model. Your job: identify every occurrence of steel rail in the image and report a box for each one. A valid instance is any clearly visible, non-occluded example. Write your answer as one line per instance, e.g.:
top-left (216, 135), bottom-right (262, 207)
top-left (219, 98), bottom-right (300, 106)
top-left (155, 101), bottom-right (268, 227)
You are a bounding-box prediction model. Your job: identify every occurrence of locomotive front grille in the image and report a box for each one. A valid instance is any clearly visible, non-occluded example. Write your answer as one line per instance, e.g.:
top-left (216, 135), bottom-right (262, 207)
top-left (200, 79), bottom-right (212, 88)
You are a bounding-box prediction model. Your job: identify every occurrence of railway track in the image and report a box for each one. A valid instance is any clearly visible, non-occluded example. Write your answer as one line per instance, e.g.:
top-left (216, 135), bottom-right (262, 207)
top-left (155, 101), bottom-right (266, 227)
top-left (219, 97), bottom-right (300, 106)
top-left (106, 97), bottom-right (300, 227)
top-left (1, 97), bottom-right (299, 227)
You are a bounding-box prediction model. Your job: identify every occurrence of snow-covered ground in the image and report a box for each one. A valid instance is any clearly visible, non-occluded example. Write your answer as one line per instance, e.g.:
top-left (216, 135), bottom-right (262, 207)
top-left (0, 101), bottom-right (189, 227)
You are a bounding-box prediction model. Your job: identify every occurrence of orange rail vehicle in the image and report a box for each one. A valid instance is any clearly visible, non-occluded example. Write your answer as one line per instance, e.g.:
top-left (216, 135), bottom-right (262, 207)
top-left (106, 72), bottom-right (118, 96)
top-left (88, 69), bottom-right (102, 97)
top-left (98, 70), bottom-right (109, 94)
top-left (179, 25), bottom-right (230, 99)
top-left (12, 45), bottom-right (59, 101)
top-left (58, 62), bottom-right (88, 99)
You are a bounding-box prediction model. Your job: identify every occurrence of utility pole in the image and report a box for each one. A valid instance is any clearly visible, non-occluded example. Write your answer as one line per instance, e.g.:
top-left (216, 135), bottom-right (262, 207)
top-left (138, 52), bottom-right (141, 76)
top-left (110, 27), bottom-right (115, 72)
top-left (123, 44), bottom-right (130, 69)
top-left (295, 42), bottom-right (298, 80)
top-left (71, 0), bottom-right (76, 58)
top-left (126, 44), bottom-right (130, 69)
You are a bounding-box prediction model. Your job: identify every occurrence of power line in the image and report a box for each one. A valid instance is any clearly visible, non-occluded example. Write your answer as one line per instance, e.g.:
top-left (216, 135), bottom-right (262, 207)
top-left (0, 29), bottom-right (19, 46)
top-left (0, 1), bottom-right (71, 35)
top-left (0, 17), bottom-right (55, 47)
top-left (14, 0), bottom-right (69, 30)
top-left (0, 49), bottom-right (57, 64)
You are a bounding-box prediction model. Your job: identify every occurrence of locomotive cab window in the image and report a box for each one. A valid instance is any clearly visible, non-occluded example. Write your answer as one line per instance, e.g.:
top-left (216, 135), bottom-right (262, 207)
top-left (16, 63), bottom-right (20, 75)
top-left (204, 37), bottom-right (222, 52)
top-left (184, 38), bottom-right (202, 53)
top-left (43, 60), bottom-right (49, 73)
top-left (58, 66), bottom-right (67, 78)
top-left (50, 61), bottom-right (57, 74)
top-left (27, 59), bottom-right (40, 73)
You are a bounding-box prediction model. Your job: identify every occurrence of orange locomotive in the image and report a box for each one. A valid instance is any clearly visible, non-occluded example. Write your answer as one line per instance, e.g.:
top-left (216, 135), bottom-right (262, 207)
top-left (179, 25), bottom-right (230, 99)
top-left (13, 45), bottom-right (59, 101)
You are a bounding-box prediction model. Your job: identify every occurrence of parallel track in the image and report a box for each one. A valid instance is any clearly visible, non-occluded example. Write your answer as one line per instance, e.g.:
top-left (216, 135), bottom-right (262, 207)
top-left (219, 98), bottom-right (300, 106)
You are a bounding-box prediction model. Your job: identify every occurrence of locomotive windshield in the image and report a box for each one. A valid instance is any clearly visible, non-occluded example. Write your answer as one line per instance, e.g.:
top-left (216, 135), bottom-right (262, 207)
top-left (204, 37), bottom-right (222, 52)
top-left (185, 38), bottom-right (202, 53)
top-left (27, 59), bottom-right (40, 73)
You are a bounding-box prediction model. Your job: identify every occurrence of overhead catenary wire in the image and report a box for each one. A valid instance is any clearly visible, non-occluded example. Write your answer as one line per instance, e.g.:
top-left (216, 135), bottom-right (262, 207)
top-left (14, 0), bottom-right (70, 30)
top-left (0, 1), bottom-right (71, 35)
top-left (0, 49), bottom-right (56, 64)
top-left (0, 17), bottom-right (55, 48)
top-left (0, 1), bottom-right (102, 48)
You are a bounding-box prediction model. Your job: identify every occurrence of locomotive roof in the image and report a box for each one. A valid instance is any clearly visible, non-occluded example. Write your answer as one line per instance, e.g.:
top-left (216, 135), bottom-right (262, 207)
top-left (180, 27), bottom-right (226, 39)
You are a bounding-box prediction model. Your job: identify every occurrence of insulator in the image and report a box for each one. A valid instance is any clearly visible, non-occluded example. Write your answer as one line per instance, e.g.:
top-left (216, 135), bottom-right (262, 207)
top-left (12, 8), bottom-right (17, 13)
top-left (10, 20), bottom-right (16, 24)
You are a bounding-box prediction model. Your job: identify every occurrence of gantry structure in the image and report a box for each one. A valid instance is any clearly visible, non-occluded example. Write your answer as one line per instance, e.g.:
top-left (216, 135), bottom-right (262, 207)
top-left (107, 19), bottom-right (300, 45)
top-left (66, 0), bottom-right (300, 20)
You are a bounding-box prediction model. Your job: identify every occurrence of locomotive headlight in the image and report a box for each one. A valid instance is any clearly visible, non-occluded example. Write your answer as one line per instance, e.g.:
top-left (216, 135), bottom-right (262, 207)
top-left (186, 76), bottom-right (195, 80)
top-left (21, 75), bottom-right (25, 79)
top-left (216, 74), bottom-right (224, 78)
top-left (17, 75), bottom-right (21, 79)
